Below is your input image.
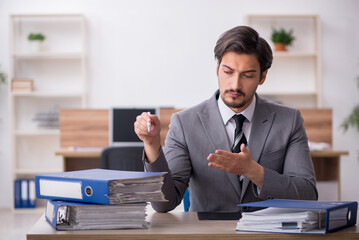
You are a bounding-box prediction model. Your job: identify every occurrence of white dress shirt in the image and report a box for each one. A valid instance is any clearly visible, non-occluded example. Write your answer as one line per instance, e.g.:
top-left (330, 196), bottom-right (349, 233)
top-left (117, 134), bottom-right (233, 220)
top-left (217, 94), bottom-right (256, 148)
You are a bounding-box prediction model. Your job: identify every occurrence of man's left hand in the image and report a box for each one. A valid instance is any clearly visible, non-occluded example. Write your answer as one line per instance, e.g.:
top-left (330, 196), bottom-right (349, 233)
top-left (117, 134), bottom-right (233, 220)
top-left (207, 144), bottom-right (264, 188)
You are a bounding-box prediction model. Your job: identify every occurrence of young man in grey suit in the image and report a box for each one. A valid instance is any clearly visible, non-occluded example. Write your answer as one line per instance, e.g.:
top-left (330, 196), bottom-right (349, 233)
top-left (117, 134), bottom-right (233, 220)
top-left (134, 26), bottom-right (318, 213)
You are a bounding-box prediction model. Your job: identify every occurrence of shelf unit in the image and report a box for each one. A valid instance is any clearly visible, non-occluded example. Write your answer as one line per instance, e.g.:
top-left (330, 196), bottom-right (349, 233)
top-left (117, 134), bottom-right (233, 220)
top-left (9, 14), bottom-right (87, 210)
top-left (245, 15), bottom-right (321, 108)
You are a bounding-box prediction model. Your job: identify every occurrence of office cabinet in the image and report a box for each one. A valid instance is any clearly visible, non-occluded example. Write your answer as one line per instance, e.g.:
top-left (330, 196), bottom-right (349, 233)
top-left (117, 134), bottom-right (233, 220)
top-left (246, 15), bottom-right (321, 108)
top-left (9, 14), bottom-right (87, 210)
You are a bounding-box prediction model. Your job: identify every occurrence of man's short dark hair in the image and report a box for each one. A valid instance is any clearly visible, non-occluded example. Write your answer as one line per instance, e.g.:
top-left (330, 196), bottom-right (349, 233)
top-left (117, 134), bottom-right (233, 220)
top-left (214, 26), bottom-right (273, 73)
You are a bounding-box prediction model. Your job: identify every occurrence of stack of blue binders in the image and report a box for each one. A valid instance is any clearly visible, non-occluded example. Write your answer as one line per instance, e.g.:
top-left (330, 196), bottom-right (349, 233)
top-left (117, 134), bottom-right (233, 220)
top-left (35, 168), bottom-right (166, 230)
top-left (14, 179), bottom-right (36, 208)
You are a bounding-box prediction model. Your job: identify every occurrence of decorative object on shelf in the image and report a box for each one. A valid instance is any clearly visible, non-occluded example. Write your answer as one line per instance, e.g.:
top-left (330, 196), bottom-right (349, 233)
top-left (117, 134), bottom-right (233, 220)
top-left (270, 28), bottom-right (295, 52)
top-left (28, 33), bottom-right (46, 52)
top-left (341, 76), bottom-right (359, 133)
top-left (32, 106), bottom-right (59, 129)
top-left (0, 65), bottom-right (7, 90)
top-left (11, 78), bottom-right (33, 92)
top-left (246, 15), bottom-right (321, 108)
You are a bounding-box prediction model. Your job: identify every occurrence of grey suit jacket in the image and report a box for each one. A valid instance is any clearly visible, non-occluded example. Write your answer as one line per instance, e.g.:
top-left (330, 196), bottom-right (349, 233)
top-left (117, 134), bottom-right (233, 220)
top-left (145, 91), bottom-right (318, 212)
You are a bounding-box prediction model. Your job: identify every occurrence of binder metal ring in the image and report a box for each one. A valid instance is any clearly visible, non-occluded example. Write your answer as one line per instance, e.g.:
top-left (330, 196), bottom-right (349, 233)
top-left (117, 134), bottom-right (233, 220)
top-left (85, 186), bottom-right (93, 197)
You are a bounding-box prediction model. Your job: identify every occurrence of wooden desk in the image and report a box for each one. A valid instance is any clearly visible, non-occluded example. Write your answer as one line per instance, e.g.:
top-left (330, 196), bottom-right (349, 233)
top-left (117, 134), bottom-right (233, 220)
top-left (311, 150), bottom-right (348, 201)
top-left (27, 211), bottom-right (359, 240)
top-left (56, 148), bottom-right (102, 171)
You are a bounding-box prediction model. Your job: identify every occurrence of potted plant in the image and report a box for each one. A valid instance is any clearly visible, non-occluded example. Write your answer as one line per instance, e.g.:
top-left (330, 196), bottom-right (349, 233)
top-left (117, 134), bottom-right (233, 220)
top-left (341, 76), bottom-right (359, 133)
top-left (0, 65), bottom-right (6, 90)
top-left (271, 28), bottom-right (295, 51)
top-left (28, 33), bottom-right (46, 52)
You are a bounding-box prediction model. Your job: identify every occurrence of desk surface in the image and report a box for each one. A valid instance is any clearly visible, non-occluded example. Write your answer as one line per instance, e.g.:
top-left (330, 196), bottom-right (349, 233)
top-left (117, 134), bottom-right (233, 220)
top-left (27, 211), bottom-right (358, 240)
top-left (55, 148), bottom-right (103, 158)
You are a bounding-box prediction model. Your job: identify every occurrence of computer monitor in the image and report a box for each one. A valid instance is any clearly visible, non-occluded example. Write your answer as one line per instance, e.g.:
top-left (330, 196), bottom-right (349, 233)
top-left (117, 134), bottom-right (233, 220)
top-left (109, 107), bottom-right (159, 146)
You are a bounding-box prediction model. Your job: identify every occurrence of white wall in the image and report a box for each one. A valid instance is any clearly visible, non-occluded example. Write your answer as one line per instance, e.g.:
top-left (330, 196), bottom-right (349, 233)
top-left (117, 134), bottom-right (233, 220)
top-left (0, 0), bottom-right (358, 208)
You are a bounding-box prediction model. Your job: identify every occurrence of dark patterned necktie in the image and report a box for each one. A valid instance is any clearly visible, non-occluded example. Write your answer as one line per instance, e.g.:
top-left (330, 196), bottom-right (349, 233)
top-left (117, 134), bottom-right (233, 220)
top-left (232, 114), bottom-right (247, 153)
top-left (232, 114), bottom-right (247, 192)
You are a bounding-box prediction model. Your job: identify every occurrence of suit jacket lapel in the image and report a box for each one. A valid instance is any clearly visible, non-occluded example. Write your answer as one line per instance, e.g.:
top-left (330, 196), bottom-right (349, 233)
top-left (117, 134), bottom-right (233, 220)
top-left (241, 95), bottom-right (275, 197)
top-left (198, 91), bottom-right (242, 198)
top-left (198, 92), bottom-right (231, 153)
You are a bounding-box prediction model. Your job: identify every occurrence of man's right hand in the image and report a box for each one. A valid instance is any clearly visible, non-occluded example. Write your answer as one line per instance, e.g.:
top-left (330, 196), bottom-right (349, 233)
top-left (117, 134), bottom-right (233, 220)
top-left (134, 112), bottom-right (161, 163)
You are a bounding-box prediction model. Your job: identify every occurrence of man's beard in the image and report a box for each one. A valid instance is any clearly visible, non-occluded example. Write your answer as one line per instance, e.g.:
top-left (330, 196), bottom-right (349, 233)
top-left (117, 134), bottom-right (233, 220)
top-left (222, 89), bottom-right (247, 109)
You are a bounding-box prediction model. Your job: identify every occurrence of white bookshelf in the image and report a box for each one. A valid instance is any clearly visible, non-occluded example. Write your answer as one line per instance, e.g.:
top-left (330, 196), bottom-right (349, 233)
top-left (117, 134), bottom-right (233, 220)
top-left (13, 52), bottom-right (82, 60)
top-left (14, 168), bottom-right (62, 175)
top-left (15, 129), bottom-right (60, 136)
top-left (9, 14), bottom-right (87, 210)
top-left (246, 14), bottom-right (321, 108)
top-left (11, 91), bottom-right (83, 97)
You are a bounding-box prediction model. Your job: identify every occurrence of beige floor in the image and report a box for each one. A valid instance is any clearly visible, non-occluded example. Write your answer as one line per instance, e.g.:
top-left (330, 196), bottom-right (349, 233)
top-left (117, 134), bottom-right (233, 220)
top-left (0, 209), bottom-right (43, 240)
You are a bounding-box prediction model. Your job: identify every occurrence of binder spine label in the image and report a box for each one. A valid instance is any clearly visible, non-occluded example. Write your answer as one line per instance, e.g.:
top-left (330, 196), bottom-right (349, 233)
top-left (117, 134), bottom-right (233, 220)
top-left (40, 179), bottom-right (82, 199)
top-left (21, 180), bottom-right (28, 205)
top-left (46, 200), bottom-right (55, 223)
top-left (29, 180), bottom-right (36, 206)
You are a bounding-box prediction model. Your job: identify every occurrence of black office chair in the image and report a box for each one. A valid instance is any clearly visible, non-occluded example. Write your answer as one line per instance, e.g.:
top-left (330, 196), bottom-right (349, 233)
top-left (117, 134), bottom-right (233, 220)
top-left (100, 146), bottom-right (144, 171)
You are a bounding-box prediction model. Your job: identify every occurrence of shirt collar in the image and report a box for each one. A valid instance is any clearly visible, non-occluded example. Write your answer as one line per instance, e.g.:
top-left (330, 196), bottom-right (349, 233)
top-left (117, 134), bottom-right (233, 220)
top-left (217, 94), bottom-right (256, 125)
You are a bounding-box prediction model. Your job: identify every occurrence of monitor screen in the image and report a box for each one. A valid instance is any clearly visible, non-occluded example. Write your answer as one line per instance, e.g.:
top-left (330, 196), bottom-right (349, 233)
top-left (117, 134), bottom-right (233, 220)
top-left (110, 108), bottom-right (158, 146)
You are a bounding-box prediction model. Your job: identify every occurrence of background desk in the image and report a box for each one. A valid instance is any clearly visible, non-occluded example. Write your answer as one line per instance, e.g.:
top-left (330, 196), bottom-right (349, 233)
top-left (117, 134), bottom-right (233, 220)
top-left (27, 211), bottom-right (359, 240)
top-left (56, 149), bottom-right (348, 200)
top-left (56, 148), bottom-right (102, 172)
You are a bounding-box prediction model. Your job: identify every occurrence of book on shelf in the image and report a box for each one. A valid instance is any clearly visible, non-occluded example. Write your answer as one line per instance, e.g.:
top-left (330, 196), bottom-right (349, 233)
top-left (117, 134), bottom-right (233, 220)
top-left (36, 168), bottom-right (167, 204)
top-left (236, 199), bottom-right (357, 234)
top-left (11, 78), bottom-right (33, 92)
top-left (45, 200), bottom-right (148, 230)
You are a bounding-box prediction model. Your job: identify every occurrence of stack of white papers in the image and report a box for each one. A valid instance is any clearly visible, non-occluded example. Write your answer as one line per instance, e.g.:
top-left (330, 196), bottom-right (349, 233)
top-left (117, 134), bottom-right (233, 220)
top-left (236, 208), bottom-right (326, 233)
top-left (236, 199), bottom-right (358, 234)
top-left (109, 175), bottom-right (166, 204)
